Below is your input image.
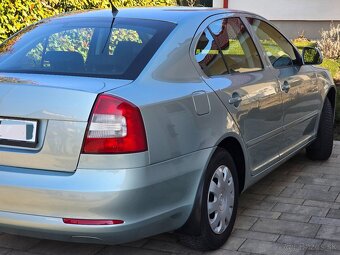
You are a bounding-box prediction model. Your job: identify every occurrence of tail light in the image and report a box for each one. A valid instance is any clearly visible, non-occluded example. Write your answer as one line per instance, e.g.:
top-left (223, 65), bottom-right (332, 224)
top-left (82, 94), bottom-right (147, 154)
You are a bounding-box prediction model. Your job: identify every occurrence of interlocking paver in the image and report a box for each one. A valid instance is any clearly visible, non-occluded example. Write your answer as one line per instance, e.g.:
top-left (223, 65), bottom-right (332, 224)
top-left (323, 175), bottom-right (340, 181)
top-left (303, 184), bottom-right (331, 192)
top-left (247, 185), bottom-right (286, 196)
top-left (279, 213), bottom-right (311, 223)
top-left (202, 250), bottom-right (249, 255)
top-left (320, 240), bottom-right (340, 251)
top-left (0, 235), bottom-right (40, 251)
top-left (241, 209), bottom-right (281, 219)
top-left (265, 195), bottom-right (304, 205)
top-left (289, 188), bottom-right (338, 202)
top-left (272, 203), bottom-right (329, 217)
top-left (288, 170), bottom-right (324, 178)
top-left (327, 209), bottom-right (340, 219)
top-left (305, 251), bottom-right (340, 255)
top-left (239, 239), bottom-right (305, 255)
top-left (316, 225), bottom-right (340, 242)
top-left (143, 239), bottom-right (201, 254)
top-left (220, 236), bottom-right (246, 251)
top-left (251, 219), bottom-right (320, 237)
top-left (7, 252), bottom-right (38, 255)
top-left (231, 229), bottom-right (279, 242)
top-left (238, 199), bottom-right (276, 211)
top-left (303, 200), bottom-right (340, 210)
top-left (277, 235), bottom-right (322, 248)
top-left (2, 141), bottom-right (340, 254)
top-left (0, 247), bottom-right (11, 255)
top-left (98, 246), bottom-right (171, 255)
top-left (296, 176), bottom-right (340, 187)
top-left (28, 240), bottom-right (104, 255)
top-left (310, 216), bottom-right (340, 226)
top-left (329, 186), bottom-right (340, 192)
top-left (234, 216), bottom-right (258, 230)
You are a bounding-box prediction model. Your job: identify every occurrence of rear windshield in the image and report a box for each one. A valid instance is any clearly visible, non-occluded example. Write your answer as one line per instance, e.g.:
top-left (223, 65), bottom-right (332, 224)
top-left (0, 17), bottom-right (175, 80)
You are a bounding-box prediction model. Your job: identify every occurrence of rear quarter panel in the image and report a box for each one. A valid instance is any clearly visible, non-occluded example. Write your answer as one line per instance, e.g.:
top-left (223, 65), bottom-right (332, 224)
top-left (108, 16), bottom-right (245, 165)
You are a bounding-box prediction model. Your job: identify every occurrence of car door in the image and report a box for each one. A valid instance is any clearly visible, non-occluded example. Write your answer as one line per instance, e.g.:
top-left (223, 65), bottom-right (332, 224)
top-left (193, 15), bottom-right (284, 173)
top-left (247, 18), bottom-right (320, 157)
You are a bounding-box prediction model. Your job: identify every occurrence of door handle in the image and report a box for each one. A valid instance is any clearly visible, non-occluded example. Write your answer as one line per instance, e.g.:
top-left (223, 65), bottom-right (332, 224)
top-left (281, 81), bottom-right (290, 93)
top-left (229, 92), bottom-right (242, 107)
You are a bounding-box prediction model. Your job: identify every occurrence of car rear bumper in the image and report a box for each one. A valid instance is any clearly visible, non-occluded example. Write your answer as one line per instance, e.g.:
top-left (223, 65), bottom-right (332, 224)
top-left (0, 205), bottom-right (188, 244)
top-left (0, 148), bottom-right (213, 244)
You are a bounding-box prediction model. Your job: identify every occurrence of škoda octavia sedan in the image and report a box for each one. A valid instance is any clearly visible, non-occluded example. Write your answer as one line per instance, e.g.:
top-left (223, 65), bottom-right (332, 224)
top-left (0, 6), bottom-right (336, 251)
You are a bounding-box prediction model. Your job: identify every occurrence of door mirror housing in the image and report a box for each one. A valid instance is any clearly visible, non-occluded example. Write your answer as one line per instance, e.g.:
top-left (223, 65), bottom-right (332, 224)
top-left (302, 47), bottom-right (323, 65)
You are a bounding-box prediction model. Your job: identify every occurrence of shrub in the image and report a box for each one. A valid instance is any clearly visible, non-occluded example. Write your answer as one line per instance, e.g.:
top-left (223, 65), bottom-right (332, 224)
top-left (0, 0), bottom-right (176, 44)
top-left (318, 23), bottom-right (340, 60)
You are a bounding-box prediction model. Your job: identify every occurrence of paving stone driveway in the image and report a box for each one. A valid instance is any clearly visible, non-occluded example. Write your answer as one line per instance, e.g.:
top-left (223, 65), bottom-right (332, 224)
top-left (1, 142), bottom-right (340, 255)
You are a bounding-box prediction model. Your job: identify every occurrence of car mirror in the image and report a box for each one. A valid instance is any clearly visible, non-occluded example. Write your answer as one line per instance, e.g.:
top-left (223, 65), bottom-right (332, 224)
top-left (302, 47), bottom-right (323, 65)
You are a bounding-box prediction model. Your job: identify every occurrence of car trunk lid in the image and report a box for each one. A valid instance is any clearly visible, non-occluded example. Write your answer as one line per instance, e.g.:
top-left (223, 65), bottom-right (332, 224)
top-left (0, 73), bottom-right (132, 172)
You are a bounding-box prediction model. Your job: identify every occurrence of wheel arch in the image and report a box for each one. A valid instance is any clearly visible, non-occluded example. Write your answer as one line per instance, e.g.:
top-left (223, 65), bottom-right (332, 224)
top-left (217, 136), bottom-right (246, 194)
top-left (326, 86), bottom-right (337, 115)
top-left (178, 133), bottom-right (247, 236)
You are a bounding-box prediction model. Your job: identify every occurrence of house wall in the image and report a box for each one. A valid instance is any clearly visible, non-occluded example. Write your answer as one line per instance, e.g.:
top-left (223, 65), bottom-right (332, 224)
top-left (213, 0), bottom-right (224, 8)
top-left (271, 20), bottom-right (340, 40)
top-left (227, 0), bottom-right (339, 21)
top-left (212, 0), bottom-right (340, 39)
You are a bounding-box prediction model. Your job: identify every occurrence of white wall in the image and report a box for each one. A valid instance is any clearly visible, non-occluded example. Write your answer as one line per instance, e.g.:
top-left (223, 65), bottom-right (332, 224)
top-left (228, 0), bottom-right (340, 21)
top-left (213, 0), bottom-right (224, 8)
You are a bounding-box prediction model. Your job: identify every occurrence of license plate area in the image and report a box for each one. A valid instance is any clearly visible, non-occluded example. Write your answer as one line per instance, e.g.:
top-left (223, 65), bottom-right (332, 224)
top-left (0, 118), bottom-right (38, 148)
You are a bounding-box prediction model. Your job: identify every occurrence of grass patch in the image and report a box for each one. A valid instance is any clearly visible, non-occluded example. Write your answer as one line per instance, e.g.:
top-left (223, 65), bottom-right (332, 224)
top-left (320, 59), bottom-right (340, 79)
top-left (292, 40), bottom-right (317, 51)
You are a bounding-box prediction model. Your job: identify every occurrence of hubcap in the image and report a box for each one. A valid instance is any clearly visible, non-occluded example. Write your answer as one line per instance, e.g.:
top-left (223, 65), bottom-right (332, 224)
top-left (207, 165), bottom-right (235, 234)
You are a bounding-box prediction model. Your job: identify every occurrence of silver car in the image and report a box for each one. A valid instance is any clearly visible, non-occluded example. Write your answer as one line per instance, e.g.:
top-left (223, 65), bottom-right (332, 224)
top-left (0, 7), bottom-right (336, 251)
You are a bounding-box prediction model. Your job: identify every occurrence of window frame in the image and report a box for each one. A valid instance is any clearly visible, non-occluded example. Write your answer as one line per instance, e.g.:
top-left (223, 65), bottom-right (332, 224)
top-left (193, 15), bottom-right (264, 78)
top-left (245, 16), bottom-right (303, 69)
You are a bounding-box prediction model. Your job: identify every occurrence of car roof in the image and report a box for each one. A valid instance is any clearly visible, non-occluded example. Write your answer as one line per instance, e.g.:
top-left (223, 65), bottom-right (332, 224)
top-left (52, 7), bottom-right (257, 24)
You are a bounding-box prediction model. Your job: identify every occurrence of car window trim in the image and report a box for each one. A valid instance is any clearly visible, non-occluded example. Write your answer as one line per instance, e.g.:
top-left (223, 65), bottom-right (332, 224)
top-left (206, 27), bottom-right (231, 74)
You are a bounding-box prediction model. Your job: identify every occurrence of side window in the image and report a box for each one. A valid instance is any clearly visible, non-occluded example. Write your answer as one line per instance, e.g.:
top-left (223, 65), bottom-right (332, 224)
top-left (195, 28), bottom-right (228, 76)
top-left (209, 18), bottom-right (263, 73)
top-left (247, 18), bottom-right (298, 68)
top-left (195, 17), bottom-right (263, 76)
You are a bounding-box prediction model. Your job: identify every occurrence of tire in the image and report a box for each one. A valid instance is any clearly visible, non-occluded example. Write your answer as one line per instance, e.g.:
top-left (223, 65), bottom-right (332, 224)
top-left (306, 98), bottom-right (334, 160)
top-left (179, 149), bottom-right (239, 251)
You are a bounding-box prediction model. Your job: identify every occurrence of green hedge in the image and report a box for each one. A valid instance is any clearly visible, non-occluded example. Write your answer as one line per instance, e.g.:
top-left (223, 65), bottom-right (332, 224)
top-left (0, 0), bottom-right (176, 44)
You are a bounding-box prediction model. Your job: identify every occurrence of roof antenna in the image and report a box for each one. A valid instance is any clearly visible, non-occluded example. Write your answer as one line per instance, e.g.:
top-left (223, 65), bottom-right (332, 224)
top-left (102, 0), bottom-right (118, 53)
top-left (108, 0), bottom-right (118, 14)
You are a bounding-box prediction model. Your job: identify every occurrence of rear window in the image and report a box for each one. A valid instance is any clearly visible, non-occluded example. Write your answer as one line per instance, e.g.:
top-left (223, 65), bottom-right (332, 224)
top-left (0, 18), bottom-right (175, 80)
